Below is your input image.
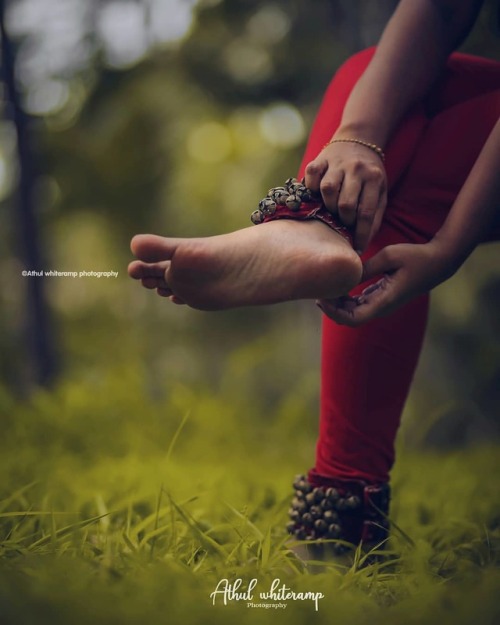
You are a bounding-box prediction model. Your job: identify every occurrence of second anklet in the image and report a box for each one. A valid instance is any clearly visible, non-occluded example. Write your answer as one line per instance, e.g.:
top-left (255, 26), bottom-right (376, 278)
top-left (288, 474), bottom-right (391, 554)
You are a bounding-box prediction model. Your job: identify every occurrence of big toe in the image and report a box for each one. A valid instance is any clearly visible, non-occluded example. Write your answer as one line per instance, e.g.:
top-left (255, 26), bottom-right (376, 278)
top-left (130, 234), bottom-right (179, 262)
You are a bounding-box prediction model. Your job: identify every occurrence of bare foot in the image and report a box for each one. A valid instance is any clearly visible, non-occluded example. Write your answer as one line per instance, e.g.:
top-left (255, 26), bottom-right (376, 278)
top-left (128, 220), bottom-right (362, 311)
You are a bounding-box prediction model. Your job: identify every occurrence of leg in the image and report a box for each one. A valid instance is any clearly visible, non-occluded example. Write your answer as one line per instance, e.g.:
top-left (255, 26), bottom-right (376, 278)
top-left (288, 58), bottom-right (499, 555)
top-left (311, 84), bottom-right (500, 487)
top-left (285, 51), bottom-right (434, 554)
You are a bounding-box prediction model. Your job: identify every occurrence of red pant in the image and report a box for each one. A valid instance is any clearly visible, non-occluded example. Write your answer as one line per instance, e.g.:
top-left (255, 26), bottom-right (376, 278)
top-left (297, 48), bottom-right (500, 485)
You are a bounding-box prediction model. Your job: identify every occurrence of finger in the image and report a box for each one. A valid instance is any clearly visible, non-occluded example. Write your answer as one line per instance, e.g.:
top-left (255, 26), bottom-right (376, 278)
top-left (317, 276), bottom-right (396, 326)
top-left (318, 169), bottom-right (344, 213)
top-left (336, 175), bottom-right (362, 227)
top-left (358, 278), bottom-right (385, 299)
top-left (316, 297), bottom-right (367, 327)
top-left (304, 157), bottom-right (328, 191)
top-left (361, 247), bottom-right (399, 283)
top-left (369, 186), bottom-right (388, 246)
top-left (353, 274), bottom-right (402, 319)
top-left (354, 182), bottom-right (379, 253)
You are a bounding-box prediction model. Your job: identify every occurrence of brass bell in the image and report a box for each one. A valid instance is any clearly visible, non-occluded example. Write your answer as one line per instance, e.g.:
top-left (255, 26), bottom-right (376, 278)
top-left (320, 498), bottom-right (334, 511)
top-left (276, 191), bottom-right (289, 205)
top-left (309, 505), bottom-right (322, 519)
top-left (251, 210), bottom-right (264, 224)
top-left (301, 512), bottom-right (313, 527)
top-left (313, 487), bottom-right (325, 503)
top-left (314, 519), bottom-right (328, 535)
top-left (292, 498), bottom-right (307, 513)
top-left (258, 198), bottom-right (277, 215)
top-left (345, 495), bottom-right (361, 510)
top-left (323, 509), bottom-right (339, 523)
top-left (293, 476), bottom-right (312, 494)
top-left (326, 487), bottom-right (339, 503)
top-left (269, 186), bottom-right (287, 203)
top-left (286, 195), bottom-right (301, 211)
top-left (305, 492), bottom-right (315, 506)
top-left (295, 187), bottom-right (312, 202)
top-left (327, 523), bottom-right (342, 538)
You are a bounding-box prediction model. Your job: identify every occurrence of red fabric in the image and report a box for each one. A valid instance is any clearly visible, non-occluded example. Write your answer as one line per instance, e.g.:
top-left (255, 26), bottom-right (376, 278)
top-left (297, 48), bottom-right (500, 485)
top-left (262, 202), bottom-right (353, 243)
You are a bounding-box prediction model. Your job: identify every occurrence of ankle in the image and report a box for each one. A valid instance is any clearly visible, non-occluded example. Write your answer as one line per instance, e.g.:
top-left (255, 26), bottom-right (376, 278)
top-left (287, 474), bottom-right (391, 554)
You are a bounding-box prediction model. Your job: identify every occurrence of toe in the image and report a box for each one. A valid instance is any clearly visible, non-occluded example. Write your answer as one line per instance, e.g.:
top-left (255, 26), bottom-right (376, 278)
top-left (130, 234), bottom-right (180, 262)
top-left (141, 277), bottom-right (170, 290)
top-left (170, 295), bottom-right (186, 305)
top-left (156, 287), bottom-right (178, 299)
top-left (128, 260), bottom-right (169, 280)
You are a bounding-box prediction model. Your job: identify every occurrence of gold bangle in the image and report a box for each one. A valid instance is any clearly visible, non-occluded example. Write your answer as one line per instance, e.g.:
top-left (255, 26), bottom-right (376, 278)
top-left (323, 138), bottom-right (385, 162)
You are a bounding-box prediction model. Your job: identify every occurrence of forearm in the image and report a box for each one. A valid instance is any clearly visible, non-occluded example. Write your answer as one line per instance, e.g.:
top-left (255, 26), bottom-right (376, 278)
top-left (335, 0), bottom-right (484, 147)
top-left (433, 118), bottom-right (500, 269)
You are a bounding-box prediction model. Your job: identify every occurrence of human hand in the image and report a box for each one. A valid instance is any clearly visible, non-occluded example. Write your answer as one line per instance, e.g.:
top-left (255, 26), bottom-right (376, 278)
top-left (304, 141), bottom-right (387, 253)
top-left (316, 240), bottom-right (458, 326)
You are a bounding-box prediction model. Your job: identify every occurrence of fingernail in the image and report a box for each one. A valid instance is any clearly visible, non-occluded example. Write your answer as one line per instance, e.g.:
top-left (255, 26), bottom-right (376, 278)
top-left (362, 279), bottom-right (383, 296)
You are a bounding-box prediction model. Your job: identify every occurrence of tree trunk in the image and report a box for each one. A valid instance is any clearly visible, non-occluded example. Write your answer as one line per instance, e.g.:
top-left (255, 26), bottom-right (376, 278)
top-left (0, 0), bottom-right (57, 388)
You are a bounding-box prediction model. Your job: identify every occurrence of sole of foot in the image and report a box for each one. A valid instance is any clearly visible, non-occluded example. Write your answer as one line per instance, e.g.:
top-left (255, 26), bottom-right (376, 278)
top-left (129, 220), bottom-right (362, 311)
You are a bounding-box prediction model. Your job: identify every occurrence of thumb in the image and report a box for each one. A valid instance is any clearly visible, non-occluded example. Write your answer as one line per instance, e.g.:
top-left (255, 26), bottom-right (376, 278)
top-left (318, 275), bottom-right (393, 326)
top-left (362, 247), bottom-right (399, 282)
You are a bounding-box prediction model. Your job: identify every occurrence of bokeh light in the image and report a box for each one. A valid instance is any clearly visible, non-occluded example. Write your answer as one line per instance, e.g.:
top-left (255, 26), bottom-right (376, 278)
top-left (25, 79), bottom-right (69, 116)
top-left (223, 40), bottom-right (273, 84)
top-left (148, 0), bottom-right (196, 46)
top-left (246, 4), bottom-right (291, 43)
top-left (187, 121), bottom-right (232, 163)
top-left (97, 2), bottom-right (149, 69)
top-left (258, 102), bottom-right (305, 149)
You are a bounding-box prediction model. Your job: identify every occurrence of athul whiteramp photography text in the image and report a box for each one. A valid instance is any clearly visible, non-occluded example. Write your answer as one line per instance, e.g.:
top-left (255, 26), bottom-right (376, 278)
top-left (210, 578), bottom-right (325, 611)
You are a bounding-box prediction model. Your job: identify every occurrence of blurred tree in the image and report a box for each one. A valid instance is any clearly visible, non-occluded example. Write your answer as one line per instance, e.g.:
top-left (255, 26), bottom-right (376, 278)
top-left (0, 0), bottom-right (57, 389)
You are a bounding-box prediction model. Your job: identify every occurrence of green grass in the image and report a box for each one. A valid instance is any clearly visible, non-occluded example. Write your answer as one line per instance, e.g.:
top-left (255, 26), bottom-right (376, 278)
top-left (0, 366), bottom-right (499, 625)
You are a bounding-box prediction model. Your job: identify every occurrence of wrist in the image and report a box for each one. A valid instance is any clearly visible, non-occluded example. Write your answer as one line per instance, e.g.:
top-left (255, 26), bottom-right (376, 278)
top-left (427, 235), bottom-right (468, 278)
top-left (333, 121), bottom-right (389, 149)
top-left (324, 138), bottom-right (385, 162)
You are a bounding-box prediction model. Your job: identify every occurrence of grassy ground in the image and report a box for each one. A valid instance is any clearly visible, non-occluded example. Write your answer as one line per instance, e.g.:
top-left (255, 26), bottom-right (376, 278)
top-left (0, 366), bottom-right (499, 625)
